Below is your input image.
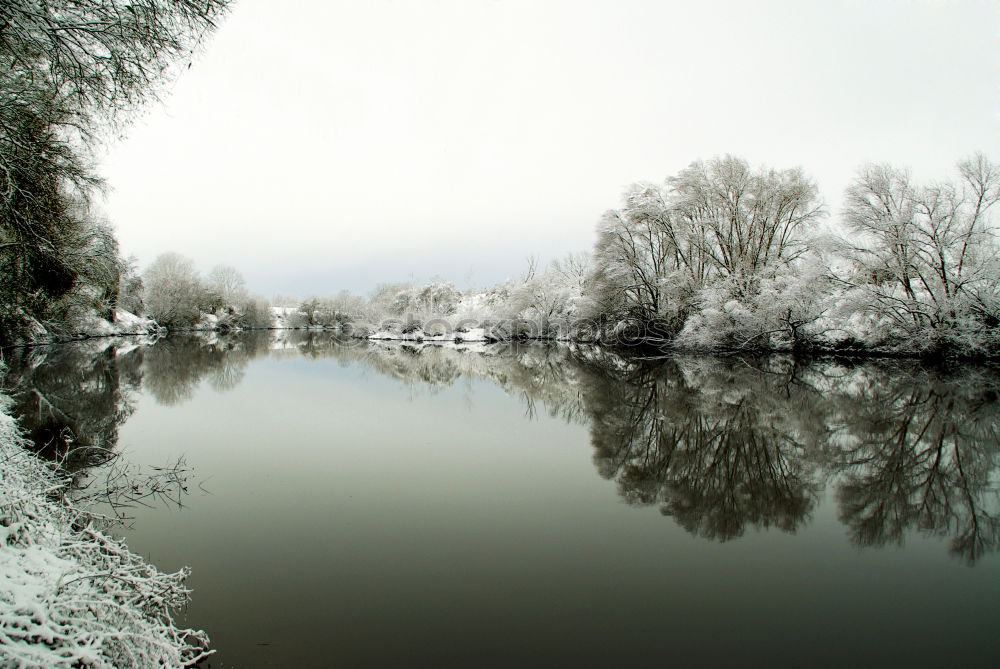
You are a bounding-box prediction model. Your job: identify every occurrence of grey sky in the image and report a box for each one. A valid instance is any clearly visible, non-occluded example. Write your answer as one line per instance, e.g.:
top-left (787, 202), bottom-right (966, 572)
top-left (97, 0), bottom-right (999, 298)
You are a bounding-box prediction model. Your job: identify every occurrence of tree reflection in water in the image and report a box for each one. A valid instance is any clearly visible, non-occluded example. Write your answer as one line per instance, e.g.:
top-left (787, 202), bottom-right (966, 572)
top-left (3, 331), bottom-right (997, 562)
top-left (3, 340), bottom-right (143, 473)
top-left (2, 332), bottom-right (270, 475)
top-left (141, 331), bottom-right (271, 404)
top-left (824, 366), bottom-right (1000, 564)
top-left (580, 354), bottom-right (823, 541)
top-left (579, 352), bottom-right (999, 563)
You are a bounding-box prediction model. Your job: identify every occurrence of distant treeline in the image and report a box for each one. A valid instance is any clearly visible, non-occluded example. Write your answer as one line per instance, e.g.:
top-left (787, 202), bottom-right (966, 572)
top-left (267, 154), bottom-right (1000, 357)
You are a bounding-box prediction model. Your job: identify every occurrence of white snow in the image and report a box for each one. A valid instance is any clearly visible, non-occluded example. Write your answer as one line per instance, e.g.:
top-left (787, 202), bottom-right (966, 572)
top-left (46, 309), bottom-right (160, 342)
top-left (197, 312), bottom-right (220, 329)
top-left (112, 308), bottom-right (157, 334)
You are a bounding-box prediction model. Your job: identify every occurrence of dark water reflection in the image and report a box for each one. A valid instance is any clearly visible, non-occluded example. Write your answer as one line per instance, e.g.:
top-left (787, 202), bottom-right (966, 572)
top-left (4, 333), bottom-right (1000, 666)
top-left (580, 352), bottom-right (1000, 563)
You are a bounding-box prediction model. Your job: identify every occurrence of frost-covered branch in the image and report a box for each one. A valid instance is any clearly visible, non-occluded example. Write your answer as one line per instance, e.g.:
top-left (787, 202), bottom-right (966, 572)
top-left (0, 385), bottom-right (212, 666)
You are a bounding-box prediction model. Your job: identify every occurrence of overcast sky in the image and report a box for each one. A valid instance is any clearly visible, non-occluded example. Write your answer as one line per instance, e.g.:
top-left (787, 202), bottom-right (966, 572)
top-left (97, 0), bottom-right (999, 298)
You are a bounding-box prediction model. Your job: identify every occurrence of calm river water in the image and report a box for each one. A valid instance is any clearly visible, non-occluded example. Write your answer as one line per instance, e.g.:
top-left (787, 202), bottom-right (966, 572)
top-left (5, 332), bottom-right (1000, 668)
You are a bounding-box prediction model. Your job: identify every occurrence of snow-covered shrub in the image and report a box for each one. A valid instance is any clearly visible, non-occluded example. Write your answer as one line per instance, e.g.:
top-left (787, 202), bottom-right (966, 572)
top-left (290, 295), bottom-right (362, 329)
top-left (676, 288), bottom-right (755, 350)
top-left (396, 282), bottom-right (462, 317)
top-left (675, 258), bottom-right (833, 351)
top-left (0, 389), bottom-right (212, 667)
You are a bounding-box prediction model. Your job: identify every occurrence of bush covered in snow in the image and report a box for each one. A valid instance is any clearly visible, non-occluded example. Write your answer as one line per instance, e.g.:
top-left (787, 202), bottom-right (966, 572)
top-left (0, 384), bottom-right (212, 667)
top-left (283, 293), bottom-right (363, 329)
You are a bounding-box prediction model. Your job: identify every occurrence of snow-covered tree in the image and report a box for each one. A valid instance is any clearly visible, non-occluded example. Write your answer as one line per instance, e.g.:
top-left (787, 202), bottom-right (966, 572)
top-left (42, 216), bottom-right (125, 329)
top-left (143, 252), bottom-right (203, 327)
top-left (389, 282), bottom-right (462, 318)
top-left (586, 156), bottom-right (824, 344)
top-left (0, 0), bottom-right (232, 342)
top-left (505, 253), bottom-right (592, 338)
top-left (837, 153), bottom-right (1000, 352)
top-left (205, 264), bottom-right (248, 307)
top-left (669, 156), bottom-right (823, 289)
top-left (118, 256), bottom-right (145, 316)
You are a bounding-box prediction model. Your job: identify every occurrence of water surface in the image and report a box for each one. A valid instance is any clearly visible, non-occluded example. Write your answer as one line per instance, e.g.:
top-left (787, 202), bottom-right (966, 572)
top-left (6, 333), bottom-right (999, 668)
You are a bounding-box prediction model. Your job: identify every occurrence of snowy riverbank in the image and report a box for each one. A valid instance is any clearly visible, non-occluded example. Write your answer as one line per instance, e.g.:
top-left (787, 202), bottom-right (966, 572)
top-left (0, 384), bottom-right (211, 667)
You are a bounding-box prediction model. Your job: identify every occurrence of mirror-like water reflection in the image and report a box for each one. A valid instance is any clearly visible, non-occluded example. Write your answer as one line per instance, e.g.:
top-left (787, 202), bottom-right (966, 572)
top-left (4, 333), bottom-right (999, 667)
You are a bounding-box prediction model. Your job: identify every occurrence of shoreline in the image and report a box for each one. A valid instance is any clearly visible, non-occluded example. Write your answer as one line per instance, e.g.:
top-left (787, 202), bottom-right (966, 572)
top-left (0, 384), bottom-right (212, 667)
top-left (10, 325), bottom-right (1000, 363)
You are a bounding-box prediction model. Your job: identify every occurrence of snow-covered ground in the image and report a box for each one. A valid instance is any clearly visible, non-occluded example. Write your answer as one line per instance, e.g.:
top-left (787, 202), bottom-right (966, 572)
top-left (71, 309), bottom-right (159, 338)
top-left (27, 309), bottom-right (161, 344)
top-left (0, 385), bottom-right (211, 667)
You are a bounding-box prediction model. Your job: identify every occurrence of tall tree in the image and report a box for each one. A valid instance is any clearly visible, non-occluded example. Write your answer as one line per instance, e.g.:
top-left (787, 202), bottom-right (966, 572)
top-left (839, 154), bottom-right (1000, 348)
top-left (206, 264), bottom-right (248, 307)
top-left (587, 156), bottom-right (823, 340)
top-left (0, 0), bottom-right (232, 341)
top-left (142, 251), bottom-right (202, 327)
